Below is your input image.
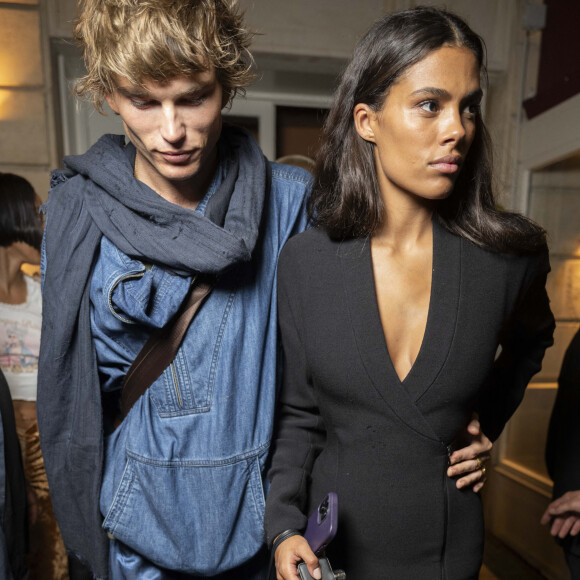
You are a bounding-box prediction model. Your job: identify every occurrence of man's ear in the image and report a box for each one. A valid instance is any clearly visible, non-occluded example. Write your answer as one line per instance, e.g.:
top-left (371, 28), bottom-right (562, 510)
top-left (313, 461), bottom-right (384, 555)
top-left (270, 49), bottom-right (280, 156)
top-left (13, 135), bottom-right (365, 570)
top-left (353, 103), bottom-right (376, 143)
top-left (104, 91), bottom-right (120, 115)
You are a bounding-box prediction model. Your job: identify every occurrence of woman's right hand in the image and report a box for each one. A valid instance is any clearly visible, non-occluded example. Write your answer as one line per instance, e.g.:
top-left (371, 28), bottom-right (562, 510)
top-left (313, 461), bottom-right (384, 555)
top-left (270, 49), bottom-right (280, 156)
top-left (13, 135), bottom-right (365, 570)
top-left (275, 534), bottom-right (321, 580)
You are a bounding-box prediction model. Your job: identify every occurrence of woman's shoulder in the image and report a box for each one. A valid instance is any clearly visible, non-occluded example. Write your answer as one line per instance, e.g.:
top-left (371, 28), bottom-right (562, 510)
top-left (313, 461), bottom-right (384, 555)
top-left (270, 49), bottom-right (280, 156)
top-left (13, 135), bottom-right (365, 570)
top-left (457, 228), bottom-right (550, 291)
top-left (280, 226), bottom-right (338, 260)
top-left (278, 227), bottom-right (342, 281)
top-left (461, 232), bottom-right (549, 266)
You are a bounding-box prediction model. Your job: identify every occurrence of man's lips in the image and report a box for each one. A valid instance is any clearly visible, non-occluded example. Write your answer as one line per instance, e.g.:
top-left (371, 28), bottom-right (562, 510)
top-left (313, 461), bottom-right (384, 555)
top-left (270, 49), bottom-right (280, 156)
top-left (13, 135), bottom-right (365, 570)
top-left (429, 155), bottom-right (462, 174)
top-left (158, 150), bottom-right (195, 164)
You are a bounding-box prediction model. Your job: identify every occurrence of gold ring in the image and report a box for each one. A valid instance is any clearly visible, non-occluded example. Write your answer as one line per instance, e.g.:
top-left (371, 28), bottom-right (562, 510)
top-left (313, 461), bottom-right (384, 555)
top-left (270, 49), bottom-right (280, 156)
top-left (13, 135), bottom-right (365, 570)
top-left (481, 465), bottom-right (487, 477)
top-left (476, 457), bottom-right (483, 470)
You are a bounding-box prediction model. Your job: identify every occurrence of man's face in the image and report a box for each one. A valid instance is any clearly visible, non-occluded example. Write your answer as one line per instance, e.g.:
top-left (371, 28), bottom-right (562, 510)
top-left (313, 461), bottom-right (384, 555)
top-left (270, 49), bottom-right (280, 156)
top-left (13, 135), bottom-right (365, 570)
top-left (105, 70), bottom-right (226, 205)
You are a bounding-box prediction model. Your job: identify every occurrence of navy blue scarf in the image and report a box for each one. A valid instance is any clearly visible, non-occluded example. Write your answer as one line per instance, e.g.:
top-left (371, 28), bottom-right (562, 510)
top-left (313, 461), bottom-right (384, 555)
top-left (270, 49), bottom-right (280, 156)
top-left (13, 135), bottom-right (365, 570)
top-left (37, 127), bottom-right (268, 579)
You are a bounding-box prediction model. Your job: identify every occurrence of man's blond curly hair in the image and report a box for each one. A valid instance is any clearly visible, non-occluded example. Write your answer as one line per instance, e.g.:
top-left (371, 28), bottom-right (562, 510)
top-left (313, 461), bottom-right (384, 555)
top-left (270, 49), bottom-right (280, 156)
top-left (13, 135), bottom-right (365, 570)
top-left (73, 0), bottom-right (255, 112)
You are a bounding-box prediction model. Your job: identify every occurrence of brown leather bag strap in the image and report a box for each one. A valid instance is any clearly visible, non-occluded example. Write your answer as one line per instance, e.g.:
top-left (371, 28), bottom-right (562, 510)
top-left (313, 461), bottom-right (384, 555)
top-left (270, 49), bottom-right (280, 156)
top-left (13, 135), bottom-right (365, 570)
top-left (119, 274), bottom-right (216, 420)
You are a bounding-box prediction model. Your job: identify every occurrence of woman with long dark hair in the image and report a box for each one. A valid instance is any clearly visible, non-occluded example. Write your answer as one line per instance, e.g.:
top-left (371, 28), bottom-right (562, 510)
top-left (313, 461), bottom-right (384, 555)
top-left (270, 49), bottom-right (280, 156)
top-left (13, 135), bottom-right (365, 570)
top-left (265, 7), bottom-right (554, 579)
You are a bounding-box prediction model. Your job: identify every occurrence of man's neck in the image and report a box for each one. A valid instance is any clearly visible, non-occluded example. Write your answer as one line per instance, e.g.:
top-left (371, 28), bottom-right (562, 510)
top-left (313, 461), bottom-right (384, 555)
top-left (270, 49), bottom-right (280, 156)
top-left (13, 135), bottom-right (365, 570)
top-left (134, 151), bottom-right (219, 211)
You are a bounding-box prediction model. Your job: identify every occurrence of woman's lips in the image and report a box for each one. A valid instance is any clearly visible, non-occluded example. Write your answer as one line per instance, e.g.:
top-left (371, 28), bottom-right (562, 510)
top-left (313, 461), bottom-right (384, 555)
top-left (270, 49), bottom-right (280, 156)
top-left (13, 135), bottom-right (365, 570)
top-left (429, 155), bottom-right (462, 174)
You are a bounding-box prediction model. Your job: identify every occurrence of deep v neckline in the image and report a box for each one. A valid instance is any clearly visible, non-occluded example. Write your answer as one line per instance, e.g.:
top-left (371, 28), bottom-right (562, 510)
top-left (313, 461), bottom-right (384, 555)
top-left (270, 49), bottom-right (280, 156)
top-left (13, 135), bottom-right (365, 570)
top-left (339, 217), bottom-right (462, 415)
top-left (371, 225), bottom-right (435, 385)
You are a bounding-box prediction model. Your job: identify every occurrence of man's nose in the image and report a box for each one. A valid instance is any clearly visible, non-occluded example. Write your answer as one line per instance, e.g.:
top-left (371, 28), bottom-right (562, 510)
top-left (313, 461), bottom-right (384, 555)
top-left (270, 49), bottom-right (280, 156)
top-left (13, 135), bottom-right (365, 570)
top-left (160, 105), bottom-right (186, 144)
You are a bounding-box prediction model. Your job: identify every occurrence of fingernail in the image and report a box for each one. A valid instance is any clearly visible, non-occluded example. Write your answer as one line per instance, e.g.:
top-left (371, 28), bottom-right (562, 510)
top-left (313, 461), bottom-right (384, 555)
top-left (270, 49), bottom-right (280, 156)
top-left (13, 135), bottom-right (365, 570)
top-left (313, 567), bottom-right (322, 579)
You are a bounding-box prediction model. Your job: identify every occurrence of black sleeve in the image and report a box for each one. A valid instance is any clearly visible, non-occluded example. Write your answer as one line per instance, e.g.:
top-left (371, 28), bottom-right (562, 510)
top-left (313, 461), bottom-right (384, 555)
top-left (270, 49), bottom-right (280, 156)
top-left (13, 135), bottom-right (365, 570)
top-left (264, 253), bottom-right (326, 546)
top-left (545, 328), bottom-right (580, 495)
top-left (477, 247), bottom-right (555, 441)
top-left (0, 371), bottom-right (28, 579)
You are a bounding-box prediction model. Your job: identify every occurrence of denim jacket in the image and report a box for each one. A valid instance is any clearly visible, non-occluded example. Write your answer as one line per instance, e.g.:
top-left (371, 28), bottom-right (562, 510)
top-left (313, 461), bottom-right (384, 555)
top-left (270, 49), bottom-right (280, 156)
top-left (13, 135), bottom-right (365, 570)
top-left (88, 160), bottom-right (309, 575)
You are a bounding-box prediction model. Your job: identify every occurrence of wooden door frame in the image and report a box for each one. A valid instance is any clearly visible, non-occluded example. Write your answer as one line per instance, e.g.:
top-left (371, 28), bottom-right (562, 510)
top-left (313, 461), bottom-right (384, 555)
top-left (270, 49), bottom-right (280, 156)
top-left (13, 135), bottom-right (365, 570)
top-left (225, 91), bottom-right (332, 160)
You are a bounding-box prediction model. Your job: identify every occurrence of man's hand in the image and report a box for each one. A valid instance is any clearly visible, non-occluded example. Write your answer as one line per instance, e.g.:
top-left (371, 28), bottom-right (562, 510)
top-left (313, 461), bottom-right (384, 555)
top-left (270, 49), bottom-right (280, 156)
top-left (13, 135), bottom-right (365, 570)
top-left (541, 491), bottom-right (580, 538)
top-left (447, 413), bottom-right (492, 492)
top-left (275, 534), bottom-right (321, 580)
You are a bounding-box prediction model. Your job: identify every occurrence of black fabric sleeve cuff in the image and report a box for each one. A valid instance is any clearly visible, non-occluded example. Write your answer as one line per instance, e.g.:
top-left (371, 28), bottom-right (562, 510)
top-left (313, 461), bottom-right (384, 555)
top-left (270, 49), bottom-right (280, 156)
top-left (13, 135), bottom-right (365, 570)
top-left (272, 529), bottom-right (302, 552)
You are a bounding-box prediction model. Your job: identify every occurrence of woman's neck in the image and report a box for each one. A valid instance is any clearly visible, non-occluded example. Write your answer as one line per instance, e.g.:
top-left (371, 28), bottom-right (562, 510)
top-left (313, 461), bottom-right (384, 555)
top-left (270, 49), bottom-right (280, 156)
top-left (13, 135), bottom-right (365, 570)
top-left (0, 246), bottom-right (27, 304)
top-left (373, 195), bottom-right (435, 253)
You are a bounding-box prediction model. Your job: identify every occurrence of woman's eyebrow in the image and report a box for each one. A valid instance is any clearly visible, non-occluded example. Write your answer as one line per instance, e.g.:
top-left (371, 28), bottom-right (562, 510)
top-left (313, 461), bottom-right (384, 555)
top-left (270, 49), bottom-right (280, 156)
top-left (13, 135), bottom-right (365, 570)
top-left (410, 87), bottom-right (484, 101)
top-left (410, 87), bottom-right (450, 98)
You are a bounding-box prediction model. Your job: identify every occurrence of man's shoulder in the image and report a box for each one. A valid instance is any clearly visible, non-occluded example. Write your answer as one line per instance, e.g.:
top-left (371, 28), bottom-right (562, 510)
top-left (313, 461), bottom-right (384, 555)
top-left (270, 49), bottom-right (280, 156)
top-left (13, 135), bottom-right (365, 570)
top-left (261, 162), bottom-right (312, 234)
top-left (269, 162), bottom-right (313, 188)
top-left (49, 134), bottom-right (128, 195)
top-left (269, 162), bottom-right (313, 207)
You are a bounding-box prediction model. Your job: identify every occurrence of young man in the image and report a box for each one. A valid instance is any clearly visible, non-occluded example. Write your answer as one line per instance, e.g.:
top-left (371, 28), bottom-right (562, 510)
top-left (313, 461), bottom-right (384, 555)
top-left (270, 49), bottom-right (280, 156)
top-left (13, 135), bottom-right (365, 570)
top-left (37, 1), bottom-right (311, 578)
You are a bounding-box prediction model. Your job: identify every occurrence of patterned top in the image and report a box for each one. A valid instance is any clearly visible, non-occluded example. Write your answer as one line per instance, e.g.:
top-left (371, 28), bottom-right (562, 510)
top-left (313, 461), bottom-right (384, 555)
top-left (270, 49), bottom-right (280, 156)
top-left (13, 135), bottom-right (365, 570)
top-left (0, 274), bottom-right (41, 401)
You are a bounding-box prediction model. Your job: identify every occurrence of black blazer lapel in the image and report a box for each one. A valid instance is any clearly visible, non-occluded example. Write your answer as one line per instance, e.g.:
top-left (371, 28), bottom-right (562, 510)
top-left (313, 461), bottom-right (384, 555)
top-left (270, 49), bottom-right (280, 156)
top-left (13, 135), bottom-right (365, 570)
top-left (338, 236), bottom-right (441, 441)
top-left (403, 218), bottom-right (462, 402)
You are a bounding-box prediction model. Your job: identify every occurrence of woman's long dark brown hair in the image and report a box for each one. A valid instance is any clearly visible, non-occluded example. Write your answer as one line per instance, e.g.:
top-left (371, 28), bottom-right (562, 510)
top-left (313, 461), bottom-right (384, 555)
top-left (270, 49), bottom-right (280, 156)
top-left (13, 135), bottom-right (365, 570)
top-left (309, 6), bottom-right (546, 254)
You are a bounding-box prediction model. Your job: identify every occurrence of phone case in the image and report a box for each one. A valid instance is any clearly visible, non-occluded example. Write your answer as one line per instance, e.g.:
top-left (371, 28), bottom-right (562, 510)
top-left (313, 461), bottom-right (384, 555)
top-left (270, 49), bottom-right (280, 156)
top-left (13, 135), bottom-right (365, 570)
top-left (298, 558), bottom-right (335, 580)
top-left (303, 492), bottom-right (338, 555)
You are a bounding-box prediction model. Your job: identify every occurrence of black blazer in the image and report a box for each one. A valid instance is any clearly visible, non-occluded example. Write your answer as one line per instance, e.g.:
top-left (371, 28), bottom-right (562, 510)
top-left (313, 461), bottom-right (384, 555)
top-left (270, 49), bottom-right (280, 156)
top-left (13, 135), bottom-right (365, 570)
top-left (546, 328), bottom-right (580, 557)
top-left (265, 221), bottom-right (554, 580)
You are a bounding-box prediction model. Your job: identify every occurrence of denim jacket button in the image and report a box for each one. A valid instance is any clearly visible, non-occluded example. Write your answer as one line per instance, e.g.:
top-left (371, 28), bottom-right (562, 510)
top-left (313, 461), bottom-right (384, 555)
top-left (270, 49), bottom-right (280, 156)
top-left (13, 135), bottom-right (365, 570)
top-left (107, 532), bottom-right (115, 540)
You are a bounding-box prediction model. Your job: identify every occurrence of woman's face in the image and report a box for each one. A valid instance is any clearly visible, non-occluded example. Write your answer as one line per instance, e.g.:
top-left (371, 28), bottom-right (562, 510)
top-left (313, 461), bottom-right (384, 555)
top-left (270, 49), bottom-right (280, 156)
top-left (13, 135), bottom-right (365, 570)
top-left (356, 45), bottom-right (482, 205)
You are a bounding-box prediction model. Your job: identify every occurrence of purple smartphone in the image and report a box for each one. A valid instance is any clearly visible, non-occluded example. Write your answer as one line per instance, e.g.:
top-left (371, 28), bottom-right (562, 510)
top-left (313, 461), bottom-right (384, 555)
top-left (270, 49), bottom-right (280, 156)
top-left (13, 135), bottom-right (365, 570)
top-left (303, 492), bottom-right (338, 555)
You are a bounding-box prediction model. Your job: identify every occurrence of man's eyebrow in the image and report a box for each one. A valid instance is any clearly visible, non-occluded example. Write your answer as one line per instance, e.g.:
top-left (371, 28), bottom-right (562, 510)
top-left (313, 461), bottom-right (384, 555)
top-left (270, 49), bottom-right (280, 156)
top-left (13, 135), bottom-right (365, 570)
top-left (175, 86), bottom-right (211, 98)
top-left (116, 86), bottom-right (151, 99)
top-left (115, 81), bottom-right (215, 100)
top-left (410, 87), bottom-right (484, 101)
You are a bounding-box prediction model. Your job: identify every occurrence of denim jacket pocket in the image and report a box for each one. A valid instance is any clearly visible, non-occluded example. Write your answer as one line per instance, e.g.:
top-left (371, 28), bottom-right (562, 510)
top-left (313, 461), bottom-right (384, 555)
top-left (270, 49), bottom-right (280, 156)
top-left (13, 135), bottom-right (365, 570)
top-left (101, 444), bottom-right (268, 575)
top-left (149, 351), bottom-right (212, 416)
top-left (148, 287), bottom-right (238, 417)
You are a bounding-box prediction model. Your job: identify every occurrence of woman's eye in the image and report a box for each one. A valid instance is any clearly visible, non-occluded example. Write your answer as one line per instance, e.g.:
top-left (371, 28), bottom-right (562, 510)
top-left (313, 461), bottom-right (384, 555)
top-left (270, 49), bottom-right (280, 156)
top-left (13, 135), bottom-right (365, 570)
top-left (464, 103), bottom-right (481, 117)
top-left (419, 100), bottom-right (439, 113)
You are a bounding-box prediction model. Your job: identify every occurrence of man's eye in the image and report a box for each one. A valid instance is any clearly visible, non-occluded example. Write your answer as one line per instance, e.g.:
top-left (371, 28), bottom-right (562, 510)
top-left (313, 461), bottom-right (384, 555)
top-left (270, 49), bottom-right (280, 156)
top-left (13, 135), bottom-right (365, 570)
top-left (130, 99), bottom-right (153, 109)
top-left (182, 97), bottom-right (205, 106)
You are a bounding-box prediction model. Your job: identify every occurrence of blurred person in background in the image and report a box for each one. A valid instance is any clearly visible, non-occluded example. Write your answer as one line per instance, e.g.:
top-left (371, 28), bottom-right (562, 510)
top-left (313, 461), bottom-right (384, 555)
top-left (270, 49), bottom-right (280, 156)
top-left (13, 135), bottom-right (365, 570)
top-left (542, 328), bottom-right (580, 579)
top-left (0, 367), bottom-right (28, 579)
top-left (0, 173), bottom-right (68, 579)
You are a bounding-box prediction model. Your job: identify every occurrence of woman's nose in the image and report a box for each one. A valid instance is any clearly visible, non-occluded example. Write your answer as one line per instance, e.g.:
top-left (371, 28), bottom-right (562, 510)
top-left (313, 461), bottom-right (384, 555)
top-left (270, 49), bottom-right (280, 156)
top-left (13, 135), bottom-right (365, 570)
top-left (440, 109), bottom-right (467, 145)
